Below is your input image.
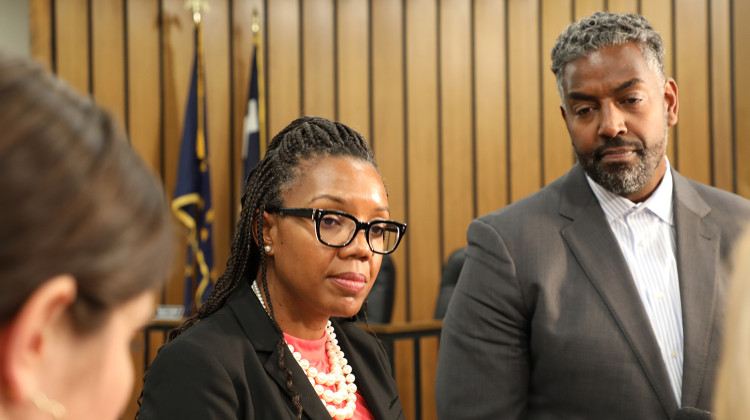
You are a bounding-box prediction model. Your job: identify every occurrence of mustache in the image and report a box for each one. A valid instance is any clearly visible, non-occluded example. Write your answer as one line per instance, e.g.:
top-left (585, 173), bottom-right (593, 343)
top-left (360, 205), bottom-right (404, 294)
top-left (594, 137), bottom-right (644, 159)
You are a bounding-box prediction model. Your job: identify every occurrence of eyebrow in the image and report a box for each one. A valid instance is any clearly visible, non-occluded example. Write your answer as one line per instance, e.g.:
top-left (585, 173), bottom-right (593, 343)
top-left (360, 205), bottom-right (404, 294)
top-left (567, 78), bottom-right (645, 101)
top-left (308, 194), bottom-right (390, 213)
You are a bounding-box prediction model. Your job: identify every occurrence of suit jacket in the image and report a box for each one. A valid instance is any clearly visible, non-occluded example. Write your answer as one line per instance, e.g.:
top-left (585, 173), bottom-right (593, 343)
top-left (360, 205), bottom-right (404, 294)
top-left (435, 164), bottom-right (750, 420)
top-left (138, 281), bottom-right (404, 420)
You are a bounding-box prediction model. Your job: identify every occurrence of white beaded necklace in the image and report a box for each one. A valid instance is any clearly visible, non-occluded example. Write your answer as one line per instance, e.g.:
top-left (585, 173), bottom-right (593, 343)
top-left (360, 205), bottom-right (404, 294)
top-left (251, 281), bottom-right (358, 420)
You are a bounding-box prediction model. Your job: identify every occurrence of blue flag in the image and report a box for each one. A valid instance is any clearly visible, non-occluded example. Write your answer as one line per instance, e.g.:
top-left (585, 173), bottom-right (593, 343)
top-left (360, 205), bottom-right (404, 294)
top-left (172, 48), bottom-right (214, 315)
top-left (242, 44), bottom-right (261, 184)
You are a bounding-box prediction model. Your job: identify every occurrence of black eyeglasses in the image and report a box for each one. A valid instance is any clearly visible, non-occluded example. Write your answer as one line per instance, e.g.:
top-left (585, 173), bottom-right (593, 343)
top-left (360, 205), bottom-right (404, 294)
top-left (275, 208), bottom-right (406, 255)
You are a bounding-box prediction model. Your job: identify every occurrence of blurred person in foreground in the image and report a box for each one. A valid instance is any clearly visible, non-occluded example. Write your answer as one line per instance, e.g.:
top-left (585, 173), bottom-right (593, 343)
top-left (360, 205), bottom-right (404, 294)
top-left (138, 116), bottom-right (407, 420)
top-left (714, 226), bottom-right (750, 420)
top-left (436, 11), bottom-right (750, 419)
top-left (0, 51), bottom-right (175, 420)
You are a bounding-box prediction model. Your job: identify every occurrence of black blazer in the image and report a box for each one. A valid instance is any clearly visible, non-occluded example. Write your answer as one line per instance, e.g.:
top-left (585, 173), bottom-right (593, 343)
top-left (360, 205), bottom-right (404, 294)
top-left (138, 281), bottom-right (404, 419)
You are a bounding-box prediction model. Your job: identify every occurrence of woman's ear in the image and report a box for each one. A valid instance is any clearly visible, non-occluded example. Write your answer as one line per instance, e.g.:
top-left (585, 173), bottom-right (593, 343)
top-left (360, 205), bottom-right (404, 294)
top-left (261, 211), bottom-right (277, 250)
top-left (250, 211), bottom-right (277, 250)
top-left (0, 276), bottom-right (76, 403)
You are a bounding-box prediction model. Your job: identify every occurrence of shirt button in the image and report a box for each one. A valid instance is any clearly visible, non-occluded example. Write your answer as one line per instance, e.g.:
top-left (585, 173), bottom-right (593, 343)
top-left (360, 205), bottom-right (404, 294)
top-left (671, 350), bottom-right (677, 358)
top-left (656, 291), bottom-right (665, 300)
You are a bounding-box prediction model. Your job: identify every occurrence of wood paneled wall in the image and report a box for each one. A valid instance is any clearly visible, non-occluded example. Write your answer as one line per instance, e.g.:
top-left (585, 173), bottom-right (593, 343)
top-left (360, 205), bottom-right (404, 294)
top-left (29, 1), bottom-right (750, 419)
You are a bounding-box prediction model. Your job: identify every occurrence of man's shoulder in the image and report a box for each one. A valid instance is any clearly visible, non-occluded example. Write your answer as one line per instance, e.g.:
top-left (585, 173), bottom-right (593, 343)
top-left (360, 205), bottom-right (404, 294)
top-left (478, 169), bottom-right (573, 223)
top-left (676, 172), bottom-right (750, 215)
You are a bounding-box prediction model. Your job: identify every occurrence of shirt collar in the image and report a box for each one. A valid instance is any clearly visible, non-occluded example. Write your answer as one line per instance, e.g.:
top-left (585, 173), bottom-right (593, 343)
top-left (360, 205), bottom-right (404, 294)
top-left (586, 158), bottom-right (674, 225)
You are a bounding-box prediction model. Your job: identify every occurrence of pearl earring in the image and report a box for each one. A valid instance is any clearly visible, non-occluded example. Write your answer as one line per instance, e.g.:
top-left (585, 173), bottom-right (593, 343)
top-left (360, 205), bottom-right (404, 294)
top-left (264, 245), bottom-right (271, 253)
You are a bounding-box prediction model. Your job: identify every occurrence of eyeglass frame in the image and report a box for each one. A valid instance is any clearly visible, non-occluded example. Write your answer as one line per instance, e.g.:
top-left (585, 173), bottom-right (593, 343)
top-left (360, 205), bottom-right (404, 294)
top-left (272, 207), bottom-right (407, 255)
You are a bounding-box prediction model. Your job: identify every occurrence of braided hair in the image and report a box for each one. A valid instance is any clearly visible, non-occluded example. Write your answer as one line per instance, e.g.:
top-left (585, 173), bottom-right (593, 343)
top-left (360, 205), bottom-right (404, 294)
top-left (169, 116), bottom-right (377, 418)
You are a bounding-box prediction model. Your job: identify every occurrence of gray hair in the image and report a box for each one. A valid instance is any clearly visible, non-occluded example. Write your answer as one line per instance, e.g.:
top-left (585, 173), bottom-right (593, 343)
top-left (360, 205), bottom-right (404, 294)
top-left (551, 11), bottom-right (665, 97)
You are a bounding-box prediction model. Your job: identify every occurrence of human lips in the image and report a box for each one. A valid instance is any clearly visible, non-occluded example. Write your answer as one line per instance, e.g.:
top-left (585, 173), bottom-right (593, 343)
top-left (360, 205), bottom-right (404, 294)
top-left (329, 272), bottom-right (367, 293)
top-left (600, 147), bottom-right (635, 162)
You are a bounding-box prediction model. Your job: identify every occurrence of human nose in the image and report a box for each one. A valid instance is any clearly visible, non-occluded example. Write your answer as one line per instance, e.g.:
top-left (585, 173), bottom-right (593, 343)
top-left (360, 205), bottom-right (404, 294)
top-left (341, 227), bottom-right (372, 259)
top-left (598, 102), bottom-right (627, 138)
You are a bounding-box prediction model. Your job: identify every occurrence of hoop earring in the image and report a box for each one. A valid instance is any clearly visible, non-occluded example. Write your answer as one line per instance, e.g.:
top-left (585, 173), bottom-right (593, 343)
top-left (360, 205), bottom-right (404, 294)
top-left (32, 391), bottom-right (66, 419)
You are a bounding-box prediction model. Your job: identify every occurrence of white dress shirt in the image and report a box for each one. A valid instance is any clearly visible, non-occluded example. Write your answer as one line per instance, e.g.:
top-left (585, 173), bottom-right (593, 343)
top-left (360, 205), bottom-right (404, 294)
top-left (586, 160), bottom-right (683, 405)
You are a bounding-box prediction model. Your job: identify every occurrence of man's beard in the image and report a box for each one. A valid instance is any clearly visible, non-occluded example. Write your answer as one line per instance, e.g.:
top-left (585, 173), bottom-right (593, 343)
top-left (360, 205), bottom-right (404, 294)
top-left (575, 131), bottom-right (667, 196)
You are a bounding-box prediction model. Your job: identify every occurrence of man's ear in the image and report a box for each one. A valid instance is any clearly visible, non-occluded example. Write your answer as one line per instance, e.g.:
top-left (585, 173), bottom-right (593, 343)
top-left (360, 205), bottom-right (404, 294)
top-left (560, 104), bottom-right (568, 125)
top-left (664, 77), bottom-right (679, 127)
top-left (0, 276), bottom-right (76, 403)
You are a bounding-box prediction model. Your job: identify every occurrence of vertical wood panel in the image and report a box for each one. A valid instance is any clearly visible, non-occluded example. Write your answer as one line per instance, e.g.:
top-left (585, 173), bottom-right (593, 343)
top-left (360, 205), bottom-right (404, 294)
top-left (372, 0), bottom-right (407, 320)
top-left (127, 0), bottom-right (162, 175)
top-left (92, 0), bottom-right (126, 128)
top-left (336, 0), bottom-right (370, 139)
top-left (508, 0), bottom-right (542, 202)
top-left (675, 0), bottom-right (710, 184)
top-left (710, 0), bottom-right (733, 191)
top-left (736, 0), bottom-right (750, 198)
top-left (405, 0), bottom-right (440, 320)
top-left (542, 0), bottom-right (575, 185)
top-left (575, 0), bottom-right (604, 20)
top-left (29, 0), bottom-right (53, 70)
top-left (371, 1), bottom-right (432, 416)
top-left (204, 0), bottom-right (232, 277)
top-left (404, 0), bottom-right (440, 416)
top-left (267, 0), bottom-right (301, 136)
top-left (55, 0), bottom-right (89, 94)
top-left (162, 0), bottom-right (195, 306)
top-left (607, 0), bottom-right (638, 13)
top-left (302, 0), bottom-right (335, 119)
top-left (440, 0), bottom-right (473, 258)
top-left (641, 0), bottom-right (675, 162)
top-left (475, 0), bottom-right (508, 215)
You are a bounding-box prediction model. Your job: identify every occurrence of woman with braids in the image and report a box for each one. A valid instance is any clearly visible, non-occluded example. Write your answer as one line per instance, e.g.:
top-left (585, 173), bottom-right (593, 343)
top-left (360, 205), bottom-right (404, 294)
top-left (0, 52), bottom-right (175, 420)
top-left (138, 116), bottom-right (407, 420)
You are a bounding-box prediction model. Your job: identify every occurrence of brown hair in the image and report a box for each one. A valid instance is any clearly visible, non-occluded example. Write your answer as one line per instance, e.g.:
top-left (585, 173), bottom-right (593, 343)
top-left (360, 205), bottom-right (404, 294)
top-left (0, 51), bottom-right (175, 333)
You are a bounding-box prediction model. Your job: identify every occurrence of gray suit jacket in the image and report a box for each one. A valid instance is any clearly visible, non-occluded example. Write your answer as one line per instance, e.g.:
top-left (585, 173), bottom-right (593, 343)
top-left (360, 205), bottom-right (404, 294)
top-left (435, 164), bottom-right (750, 420)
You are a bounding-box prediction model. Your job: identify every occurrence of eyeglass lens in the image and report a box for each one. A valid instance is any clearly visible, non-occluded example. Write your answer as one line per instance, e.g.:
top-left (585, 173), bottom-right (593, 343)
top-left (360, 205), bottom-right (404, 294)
top-left (319, 213), bottom-right (400, 253)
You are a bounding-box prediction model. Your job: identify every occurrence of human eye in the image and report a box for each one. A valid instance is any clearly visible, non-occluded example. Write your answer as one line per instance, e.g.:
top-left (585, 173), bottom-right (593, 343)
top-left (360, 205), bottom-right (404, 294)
top-left (369, 224), bottom-right (385, 238)
top-left (622, 96), bottom-right (643, 105)
top-left (573, 105), bottom-right (595, 116)
top-left (320, 214), bottom-right (344, 229)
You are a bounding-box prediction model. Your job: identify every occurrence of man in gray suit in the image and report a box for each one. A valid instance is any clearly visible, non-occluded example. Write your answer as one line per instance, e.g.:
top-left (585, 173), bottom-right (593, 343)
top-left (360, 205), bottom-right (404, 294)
top-left (435, 11), bottom-right (750, 420)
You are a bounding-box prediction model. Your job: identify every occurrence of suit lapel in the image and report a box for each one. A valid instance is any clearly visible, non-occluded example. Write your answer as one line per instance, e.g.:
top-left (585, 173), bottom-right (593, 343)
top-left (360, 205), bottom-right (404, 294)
top-left (671, 171), bottom-right (718, 408)
top-left (559, 165), bottom-right (677, 415)
top-left (228, 281), bottom-right (332, 419)
top-left (333, 321), bottom-right (392, 420)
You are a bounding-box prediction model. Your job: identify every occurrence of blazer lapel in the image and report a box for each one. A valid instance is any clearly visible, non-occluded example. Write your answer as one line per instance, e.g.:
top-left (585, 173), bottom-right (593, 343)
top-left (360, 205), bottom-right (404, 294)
top-left (333, 321), bottom-right (393, 420)
top-left (228, 281), bottom-right (332, 419)
top-left (671, 170), bottom-right (719, 408)
top-left (559, 165), bottom-right (677, 415)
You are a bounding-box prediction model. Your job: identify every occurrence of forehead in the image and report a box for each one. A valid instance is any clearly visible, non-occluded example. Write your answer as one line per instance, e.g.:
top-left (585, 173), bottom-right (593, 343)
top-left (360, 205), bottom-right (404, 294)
top-left (561, 43), bottom-right (661, 94)
top-left (282, 156), bottom-right (387, 207)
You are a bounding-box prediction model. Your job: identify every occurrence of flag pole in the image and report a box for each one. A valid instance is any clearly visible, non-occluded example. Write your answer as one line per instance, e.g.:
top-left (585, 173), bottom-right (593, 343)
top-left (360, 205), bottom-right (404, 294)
top-left (252, 9), bottom-right (266, 157)
top-left (188, 0), bottom-right (208, 167)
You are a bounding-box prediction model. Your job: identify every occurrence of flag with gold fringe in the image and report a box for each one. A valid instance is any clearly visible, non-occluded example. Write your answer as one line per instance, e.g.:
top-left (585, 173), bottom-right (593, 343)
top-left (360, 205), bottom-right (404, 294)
top-left (172, 22), bottom-right (214, 315)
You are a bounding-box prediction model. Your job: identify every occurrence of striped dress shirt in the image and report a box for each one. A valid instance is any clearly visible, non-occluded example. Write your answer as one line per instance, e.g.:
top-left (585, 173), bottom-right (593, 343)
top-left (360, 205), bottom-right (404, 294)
top-left (586, 162), bottom-right (683, 405)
